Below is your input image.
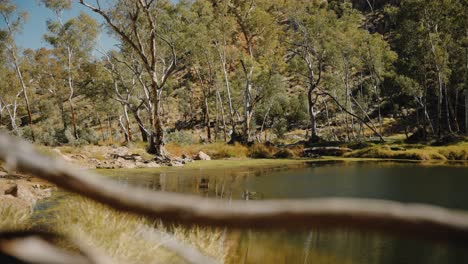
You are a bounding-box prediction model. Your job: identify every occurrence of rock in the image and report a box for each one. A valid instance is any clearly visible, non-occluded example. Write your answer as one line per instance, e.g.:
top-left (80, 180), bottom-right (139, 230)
top-left (145, 162), bottom-right (160, 168)
top-left (182, 158), bottom-right (194, 164)
top-left (4, 184), bottom-right (18, 196)
top-left (169, 161), bottom-right (184, 167)
top-left (16, 184), bottom-right (39, 205)
top-left (96, 162), bottom-right (117, 169)
top-left (71, 154), bottom-right (87, 160)
top-left (120, 161), bottom-right (136, 169)
top-left (0, 171), bottom-right (7, 177)
top-left (0, 195), bottom-right (31, 213)
top-left (194, 151), bottom-right (211, 161)
top-left (112, 147), bottom-right (130, 156)
top-left (34, 188), bottom-right (53, 200)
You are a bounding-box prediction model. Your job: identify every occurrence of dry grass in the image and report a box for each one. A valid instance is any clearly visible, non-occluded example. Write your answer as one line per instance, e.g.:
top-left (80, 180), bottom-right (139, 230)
top-left (248, 144), bottom-right (275, 158)
top-left (0, 206), bottom-right (30, 231)
top-left (167, 142), bottom-right (249, 159)
top-left (47, 197), bottom-right (227, 264)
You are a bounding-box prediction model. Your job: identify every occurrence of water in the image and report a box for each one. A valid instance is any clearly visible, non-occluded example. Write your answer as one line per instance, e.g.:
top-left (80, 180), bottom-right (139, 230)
top-left (39, 161), bottom-right (468, 263)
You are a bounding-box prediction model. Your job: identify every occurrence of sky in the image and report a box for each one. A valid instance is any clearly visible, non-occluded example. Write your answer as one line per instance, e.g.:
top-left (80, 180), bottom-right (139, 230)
top-left (11, 0), bottom-right (119, 53)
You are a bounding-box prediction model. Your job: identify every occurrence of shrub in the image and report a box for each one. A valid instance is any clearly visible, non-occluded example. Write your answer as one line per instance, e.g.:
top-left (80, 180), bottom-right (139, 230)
top-left (166, 130), bottom-right (197, 145)
top-left (272, 118), bottom-right (288, 139)
top-left (274, 149), bottom-right (295, 159)
top-left (249, 144), bottom-right (273, 159)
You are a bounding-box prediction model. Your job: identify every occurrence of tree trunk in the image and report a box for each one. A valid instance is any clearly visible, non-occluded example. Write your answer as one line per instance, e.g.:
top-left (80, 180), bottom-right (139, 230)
top-left (131, 108), bottom-right (148, 142)
top-left (11, 52), bottom-right (35, 141)
top-left (67, 48), bottom-right (78, 139)
top-left (465, 88), bottom-right (468, 136)
top-left (444, 84), bottom-right (453, 133)
top-left (308, 86), bottom-right (318, 140)
top-left (218, 45), bottom-right (236, 132)
top-left (216, 89), bottom-right (228, 142)
top-left (149, 87), bottom-right (168, 159)
top-left (123, 104), bottom-right (133, 142)
top-left (322, 97), bottom-right (336, 140)
top-left (204, 93), bottom-right (211, 142)
top-left (69, 97), bottom-right (78, 139)
top-left (58, 98), bottom-right (67, 131)
top-left (119, 115), bottom-right (130, 143)
top-left (243, 81), bottom-right (252, 143)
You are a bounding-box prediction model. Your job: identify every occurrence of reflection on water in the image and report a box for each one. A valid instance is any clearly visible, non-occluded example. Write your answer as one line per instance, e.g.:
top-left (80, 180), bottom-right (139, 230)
top-left (65, 162), bottom-right (468, 263)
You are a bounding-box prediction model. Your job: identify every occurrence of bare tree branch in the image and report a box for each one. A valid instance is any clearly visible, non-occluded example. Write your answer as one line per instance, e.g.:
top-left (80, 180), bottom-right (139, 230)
top-left (2, 133), bottom-right (468, 242)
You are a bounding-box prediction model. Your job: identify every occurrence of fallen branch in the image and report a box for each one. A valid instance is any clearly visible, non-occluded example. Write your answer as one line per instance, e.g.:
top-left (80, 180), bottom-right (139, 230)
top-left (0, 230), bottom-right (113, 264)
top-left (318, 91), bottom-right (385, 142)
top-left (1, 133), bottom-right (468, 243)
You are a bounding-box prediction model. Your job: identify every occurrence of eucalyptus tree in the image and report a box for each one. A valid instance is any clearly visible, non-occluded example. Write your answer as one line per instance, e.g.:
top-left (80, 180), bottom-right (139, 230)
top-left (42, 0), bottom-right (99, 139)
top-left (0, 1), bottom-right (35, 140)
top-left (0, 56), bottom-right (22, 136)
top-left (32, 48), bottom-right (69, 132)
top-left (101, 50), bottom-right (156, 143)
top-left (388, 0), bottom-right (466, 138)
top-left (79, 0), bottom-right (185, 158)
top-left (227, 0), bottom-right (285, 142)
top-left (328, 5), bottom-right (387, 141)
top-left (208, 0), bottom-right (238, 135)
top-left (287, 1), bottom-right (337, 140)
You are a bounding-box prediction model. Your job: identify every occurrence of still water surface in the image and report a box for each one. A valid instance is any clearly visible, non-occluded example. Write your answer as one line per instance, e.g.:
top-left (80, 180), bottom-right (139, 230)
top-left (44, 161), bottom-right (468, 263)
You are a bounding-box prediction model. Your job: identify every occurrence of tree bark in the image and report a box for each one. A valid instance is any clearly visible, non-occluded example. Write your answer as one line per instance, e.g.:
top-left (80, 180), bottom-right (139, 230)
top-left (131, 108), bottom-right (148, 142)
top-left (308, 86), bottom-right (318, 140)
top-left (67, 47), bottom-right (78, 139)
top-left (149, 87), bottom-right (168, 158)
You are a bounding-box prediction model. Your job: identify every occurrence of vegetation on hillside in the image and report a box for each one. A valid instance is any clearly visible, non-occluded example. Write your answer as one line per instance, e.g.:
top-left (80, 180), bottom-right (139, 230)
top-left (0, 0), bottom-right (466, 159)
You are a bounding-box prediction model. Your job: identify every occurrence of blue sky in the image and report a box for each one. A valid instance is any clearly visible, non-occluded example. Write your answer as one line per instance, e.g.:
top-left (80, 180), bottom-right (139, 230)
top-left (11, 0), bottom-right (119, 52)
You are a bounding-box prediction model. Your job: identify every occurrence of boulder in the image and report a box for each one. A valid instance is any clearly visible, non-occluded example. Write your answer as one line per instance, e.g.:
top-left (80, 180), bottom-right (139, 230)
top-left (0, 195), bottom-right (31, 213)
top-left (194, 151), bottom-right (211, 161)
top-left (169, 161), bottom-right (184, 167)
top-left (4, 184), bottom-right (18, 196)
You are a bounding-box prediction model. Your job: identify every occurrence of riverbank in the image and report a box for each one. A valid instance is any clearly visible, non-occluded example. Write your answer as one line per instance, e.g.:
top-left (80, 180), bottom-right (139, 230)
top-left (2, 146), bottom-right (467, 263)
top-left (0, 171), bottom-right (55, 230)
top-left (36, 139), bottom-right (468, 170)
top-left (1, 139), bottom-right (466, 216)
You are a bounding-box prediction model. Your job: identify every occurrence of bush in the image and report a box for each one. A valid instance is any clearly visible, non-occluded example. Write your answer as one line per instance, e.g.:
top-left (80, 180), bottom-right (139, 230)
top-left (249, 144), bottom-right (273, 159)
top-left (166, 130), bottom-right (197, 145)
top-left (274, 149), bottom-right (295, 159)
top-left (272, 118), bottom-right (288, 139)
top-left (78, 127), bottom-right (99, 145)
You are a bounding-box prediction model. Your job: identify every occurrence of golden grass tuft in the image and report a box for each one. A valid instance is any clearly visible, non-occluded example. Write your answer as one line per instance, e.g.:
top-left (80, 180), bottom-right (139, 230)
top-left (47, 197), bottom-right (227, 264)
top-left (0, 206), bottom-right (30, 231)
top-left (167, 142), bottom-right (249, 159)
top-left (248, 144), bottom-right (275, 159)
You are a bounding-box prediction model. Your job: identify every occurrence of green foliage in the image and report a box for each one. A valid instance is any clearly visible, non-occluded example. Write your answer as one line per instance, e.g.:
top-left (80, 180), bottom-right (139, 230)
top-left (0, 0), bottom-right (466, 150)
top-left (166, 130), bottom-right (197, 145)
top-left (272, 118), bottom-right (288, 139)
